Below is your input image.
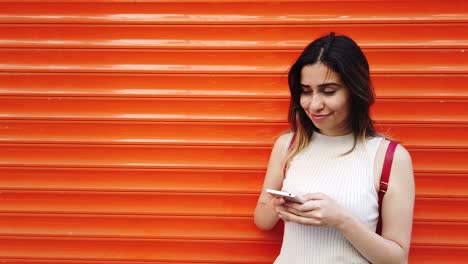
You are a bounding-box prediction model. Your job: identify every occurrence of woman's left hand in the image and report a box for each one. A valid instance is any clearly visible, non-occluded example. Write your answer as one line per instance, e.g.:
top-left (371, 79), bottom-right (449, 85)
top-left (278, 192), bottom-right (351, 228)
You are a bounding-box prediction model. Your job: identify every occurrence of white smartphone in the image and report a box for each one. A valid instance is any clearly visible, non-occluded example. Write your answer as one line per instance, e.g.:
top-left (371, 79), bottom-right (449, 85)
top-left (266, 189), bottom-right (305, 204)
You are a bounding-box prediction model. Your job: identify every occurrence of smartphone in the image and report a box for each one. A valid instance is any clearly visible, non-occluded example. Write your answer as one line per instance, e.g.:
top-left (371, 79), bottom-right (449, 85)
top-left (266, 189), bottom-right (305, 204)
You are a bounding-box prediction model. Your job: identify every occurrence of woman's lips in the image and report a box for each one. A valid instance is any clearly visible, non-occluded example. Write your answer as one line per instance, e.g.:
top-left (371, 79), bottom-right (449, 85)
top-left (311, 114), bottom-right (330, 122)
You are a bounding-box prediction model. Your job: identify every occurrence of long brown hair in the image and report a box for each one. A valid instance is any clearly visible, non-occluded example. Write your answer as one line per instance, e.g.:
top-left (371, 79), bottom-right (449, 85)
top-left (285, 32), bottom-right (379, 164)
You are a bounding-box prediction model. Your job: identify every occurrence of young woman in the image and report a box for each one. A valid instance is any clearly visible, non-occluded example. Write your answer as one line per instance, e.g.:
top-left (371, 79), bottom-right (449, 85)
top-left (254, 33), bottom-right (415, 263)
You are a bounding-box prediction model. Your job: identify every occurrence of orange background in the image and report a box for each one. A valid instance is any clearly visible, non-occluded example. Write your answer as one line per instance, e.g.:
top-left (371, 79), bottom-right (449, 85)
top-left (0, 0), bottom-right (467, 263)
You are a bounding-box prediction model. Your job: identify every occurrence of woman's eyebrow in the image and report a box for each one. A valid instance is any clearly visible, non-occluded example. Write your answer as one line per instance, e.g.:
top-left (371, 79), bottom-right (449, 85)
top-left (318, 82), bottom-right (341, 88)
top-left (300, 82), bottom-right (341, 89)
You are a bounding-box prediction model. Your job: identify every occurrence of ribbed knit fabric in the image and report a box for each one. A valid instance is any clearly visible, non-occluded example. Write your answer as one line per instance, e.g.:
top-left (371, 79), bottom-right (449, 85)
top-left (275, 132), bottom-right (383, 264)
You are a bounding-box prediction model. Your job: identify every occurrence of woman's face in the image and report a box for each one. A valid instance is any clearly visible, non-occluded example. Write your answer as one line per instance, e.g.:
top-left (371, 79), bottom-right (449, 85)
top-left (299, 63), bottom-right (351, 136)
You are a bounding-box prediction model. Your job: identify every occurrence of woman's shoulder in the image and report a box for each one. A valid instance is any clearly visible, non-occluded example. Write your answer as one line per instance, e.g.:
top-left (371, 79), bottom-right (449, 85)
top-left (392, 142), bottom-right (412, 167)
top-left (376, 138), bottom-right (413, 173)
top-left (274, 131), bottom-right (295, 154)
top-left (277, 131), bottom-right (295, 142)
top-left (378, 138), bottom-right (411, 162)
top-left (383, 139), bottom-right (415, 203)
top-left (374, 138), bottom-right (414, 194)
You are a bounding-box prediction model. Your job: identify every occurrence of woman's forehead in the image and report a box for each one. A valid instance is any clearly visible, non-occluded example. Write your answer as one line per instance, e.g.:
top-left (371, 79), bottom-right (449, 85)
top-left (300, 63), bottom-right (341, 85)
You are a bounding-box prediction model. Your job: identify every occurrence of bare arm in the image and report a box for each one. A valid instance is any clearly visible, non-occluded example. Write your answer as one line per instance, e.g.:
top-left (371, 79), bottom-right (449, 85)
top-left (279, 143), bottom-right (415, 263)
top-left (254, 132), bottom-right (292, 230)
top-left (337, 144), bottom-right (415, 263)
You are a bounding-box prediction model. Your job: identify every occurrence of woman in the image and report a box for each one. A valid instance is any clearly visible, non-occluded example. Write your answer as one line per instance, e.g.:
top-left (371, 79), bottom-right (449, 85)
top-left (254, 33), bottom-right (415, 263)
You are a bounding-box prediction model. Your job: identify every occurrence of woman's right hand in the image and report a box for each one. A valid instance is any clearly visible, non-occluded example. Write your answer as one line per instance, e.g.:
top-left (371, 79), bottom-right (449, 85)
top-left (277, 193), bottom-right (350, 228)
top-left (271, 197), bottom-right (290, 222)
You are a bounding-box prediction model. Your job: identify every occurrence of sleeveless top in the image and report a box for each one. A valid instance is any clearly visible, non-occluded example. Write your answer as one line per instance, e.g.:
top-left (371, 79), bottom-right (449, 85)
top-left (275, 132), bottom-right (383, 264)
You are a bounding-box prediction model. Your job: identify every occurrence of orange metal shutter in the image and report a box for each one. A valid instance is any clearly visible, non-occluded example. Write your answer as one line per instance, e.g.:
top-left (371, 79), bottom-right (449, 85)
top-left (0, 0), bottom-right (467, 263)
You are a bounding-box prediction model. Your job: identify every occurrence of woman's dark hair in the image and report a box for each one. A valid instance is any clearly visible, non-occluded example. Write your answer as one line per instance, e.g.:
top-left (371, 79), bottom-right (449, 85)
top-left (284, 32), bottom-right (379, 162)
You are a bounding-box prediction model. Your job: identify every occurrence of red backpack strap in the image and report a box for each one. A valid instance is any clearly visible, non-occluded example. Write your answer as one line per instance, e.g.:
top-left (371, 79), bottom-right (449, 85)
top-left (376, 140), bottom-right (398, 235)
top-left (282, 133), bottom-right (296, 178)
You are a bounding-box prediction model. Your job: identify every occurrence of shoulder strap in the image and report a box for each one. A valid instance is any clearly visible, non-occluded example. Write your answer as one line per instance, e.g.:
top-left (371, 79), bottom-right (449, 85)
top-left (282, 133), bottom-right (297, 178)
top-left (376, 141), bottom-right (398, 235)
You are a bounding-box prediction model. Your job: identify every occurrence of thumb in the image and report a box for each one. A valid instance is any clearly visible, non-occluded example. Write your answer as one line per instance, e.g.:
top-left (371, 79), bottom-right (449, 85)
top-left (272, 197), bottom-right (285, 206)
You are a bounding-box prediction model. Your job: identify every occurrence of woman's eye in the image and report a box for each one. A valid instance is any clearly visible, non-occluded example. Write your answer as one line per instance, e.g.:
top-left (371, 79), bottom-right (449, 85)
top-left (323, 90), bottom-right (336, 95)
top-left (301, 90), bottom-right (312, 95)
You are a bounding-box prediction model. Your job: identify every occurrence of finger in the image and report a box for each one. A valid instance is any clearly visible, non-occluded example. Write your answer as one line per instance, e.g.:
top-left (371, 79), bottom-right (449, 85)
top-left (283, 206), bottom-right (303, 216)
top-left (281, 206), bottom-right (325, 224)
top-left (279, 210), bottom-right (321, 226)
top-left (285, 200), bottom-right (320, 212)
top-left (278, 210), bottom-right (294, 222)
top-left (278, 212), bottom-right (289, 222)
top-left (283, 201), bottom-right (302, 210)
top-left (302, 192), bottom-right (327, 201)
top-left (275, 204), bottom-right (289, 213)
top-left (300, 200), bottom-right (321, 211)
top-left (284, 205), bottom-right (320, 220)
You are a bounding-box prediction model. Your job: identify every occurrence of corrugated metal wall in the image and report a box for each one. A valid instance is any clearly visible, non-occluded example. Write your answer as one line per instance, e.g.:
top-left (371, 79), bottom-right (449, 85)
top-left (0, 0), bottom-right (467, 263)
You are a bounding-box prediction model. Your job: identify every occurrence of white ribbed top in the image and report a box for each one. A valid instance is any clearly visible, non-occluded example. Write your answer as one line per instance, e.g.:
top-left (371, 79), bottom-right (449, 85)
top-left (275, 132), bottom-right (383, 264)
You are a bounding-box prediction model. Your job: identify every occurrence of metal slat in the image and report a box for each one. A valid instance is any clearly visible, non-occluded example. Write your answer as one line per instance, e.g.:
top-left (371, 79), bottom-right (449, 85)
top-left (0, 167), bottom-right (266, 193)
top-left (1, 73), bottom-right (289, 98)
top-left (372, 74), bottom-right (468, 99)
top-left (0, 121), bottom-right (288, 146)
top-left (2, 121), bottom-right (468, 148)
top-left (0, 214), bottom-right (282, 241)
top-left (0, 0), bottom-right (465, 24)
top-left (415, 173), bottom-right (468, 198)
top-left (410, 149), bottom-right (468, 173)
top-left (1, 144), bottom-right (468, 173)
top-left (0, 191), bottom-right (466, 221)
top-left (412, 222), bottom-right (468, 247)
top-left (1, 167), bottom-right (468, 199)
top-left (0, 97), bottom-right (289, 122)
top-left (377, 124), bottom-right (468, 148)
top-left (1, 24), bottom-right (467, 49)
top-left (2, 97), bottom-right (468, 124)
top-left (0, 214), bottom-right (466, 247)
top-left (0, 237), bottom-right (466, 263)
top-left (409, 246), bottom-right (468, 264)
top-left (0, 73), bottom-right (289, 98)
top-left (0, 191), bottom-right (259, 216)
top-left (0, 49), bottom-right (466, 74)
top-left (372, 99), bottom-right (468, 124)
top-left (0, 237), bottom-right (280, 263)
top-left (0, 144), bottom-right (272, 170)
top-left (414, 198), bottom-right (468, 222)
top-left (1, 73), bottom-right (468, 99)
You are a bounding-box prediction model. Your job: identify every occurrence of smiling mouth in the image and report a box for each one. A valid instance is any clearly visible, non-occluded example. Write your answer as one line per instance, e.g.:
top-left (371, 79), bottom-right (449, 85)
top-left (311, 114), bottom-right (330, 121)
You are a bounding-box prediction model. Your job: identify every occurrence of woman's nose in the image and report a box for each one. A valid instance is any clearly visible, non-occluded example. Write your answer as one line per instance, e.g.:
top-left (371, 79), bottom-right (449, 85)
top-left (309, 94), bottom-right (324, 111)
